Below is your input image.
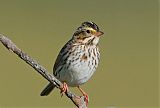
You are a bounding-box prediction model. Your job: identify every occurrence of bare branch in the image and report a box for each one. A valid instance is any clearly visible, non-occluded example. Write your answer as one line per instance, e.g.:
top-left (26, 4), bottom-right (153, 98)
top-left (0, 34), bottom-right (87, 108)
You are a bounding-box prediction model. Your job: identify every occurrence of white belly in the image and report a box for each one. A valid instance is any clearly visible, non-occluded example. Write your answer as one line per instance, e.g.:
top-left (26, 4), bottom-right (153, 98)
top-left (67, 59), bottom-right (96, 87)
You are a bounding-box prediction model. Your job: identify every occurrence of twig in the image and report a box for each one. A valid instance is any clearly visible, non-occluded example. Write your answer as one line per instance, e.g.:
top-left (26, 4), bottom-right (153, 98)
top-left (0, 34), bottom-right (87, 108)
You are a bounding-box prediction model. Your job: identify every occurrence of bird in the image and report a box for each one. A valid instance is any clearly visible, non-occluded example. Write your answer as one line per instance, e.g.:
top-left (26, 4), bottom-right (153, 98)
top-left (40, 21), bottom-right (103, 104)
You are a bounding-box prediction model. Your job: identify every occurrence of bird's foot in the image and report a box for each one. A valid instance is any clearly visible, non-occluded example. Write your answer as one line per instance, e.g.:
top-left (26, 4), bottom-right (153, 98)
top-left (60, 82), bottom-right (68, 97)
top-left (78, 86), bottom-right (89, 106)
top-left (82, 92), bottom-right (89, 106)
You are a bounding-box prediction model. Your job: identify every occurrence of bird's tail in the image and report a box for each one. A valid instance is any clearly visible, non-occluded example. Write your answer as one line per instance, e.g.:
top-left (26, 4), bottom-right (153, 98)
top-left (40, 83), bottom-right (56, 96)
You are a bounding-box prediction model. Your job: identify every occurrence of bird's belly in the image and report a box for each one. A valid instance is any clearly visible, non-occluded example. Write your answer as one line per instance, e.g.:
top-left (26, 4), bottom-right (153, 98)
top-left (58, 58), bottom-right (97, 87)
top-left (66, 62), bottom-right (95, 87)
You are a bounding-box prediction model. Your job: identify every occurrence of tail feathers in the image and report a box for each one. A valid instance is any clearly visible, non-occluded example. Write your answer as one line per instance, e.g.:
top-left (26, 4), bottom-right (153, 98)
top-left (40, 83), bottom-right (56, 96)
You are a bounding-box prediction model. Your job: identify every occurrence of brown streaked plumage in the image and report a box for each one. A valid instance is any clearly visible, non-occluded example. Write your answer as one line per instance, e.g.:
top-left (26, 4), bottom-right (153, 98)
top-left (81, 54), bottom-right (88, 61)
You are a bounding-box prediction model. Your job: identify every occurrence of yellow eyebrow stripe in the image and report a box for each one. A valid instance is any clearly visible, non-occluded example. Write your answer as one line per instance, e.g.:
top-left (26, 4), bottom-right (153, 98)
top-left (84, 27), bottom-right (97, 32)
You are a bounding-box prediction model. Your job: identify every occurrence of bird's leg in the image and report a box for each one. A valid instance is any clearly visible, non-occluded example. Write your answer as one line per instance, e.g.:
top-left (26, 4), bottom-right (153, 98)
top-left (78, 86), bottom-right (89, 106)
top-left (60, 82), bottom-right (68, 97)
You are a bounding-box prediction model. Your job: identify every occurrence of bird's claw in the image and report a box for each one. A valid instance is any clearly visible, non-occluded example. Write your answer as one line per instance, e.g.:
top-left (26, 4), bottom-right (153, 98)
top-left (83, 93), bottom-right (89, 106)
top-left (60, 82), bottom-right (68, 97)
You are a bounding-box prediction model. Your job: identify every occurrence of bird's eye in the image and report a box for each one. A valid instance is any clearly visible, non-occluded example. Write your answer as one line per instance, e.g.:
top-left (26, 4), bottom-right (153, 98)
top-left (86, 30), bottom-right (90, 34)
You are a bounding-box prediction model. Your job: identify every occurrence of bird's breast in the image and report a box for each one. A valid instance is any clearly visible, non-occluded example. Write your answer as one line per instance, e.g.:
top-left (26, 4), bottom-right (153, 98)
top-left (61, 45), bottom-right (100, 87)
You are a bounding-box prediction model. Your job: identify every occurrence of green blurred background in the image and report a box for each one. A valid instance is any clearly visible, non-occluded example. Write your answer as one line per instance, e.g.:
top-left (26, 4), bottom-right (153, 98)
top-left (0, 0), bottom-right (158, 108)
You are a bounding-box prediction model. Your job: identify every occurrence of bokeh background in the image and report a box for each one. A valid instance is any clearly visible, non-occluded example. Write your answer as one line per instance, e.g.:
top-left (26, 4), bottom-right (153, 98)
top-left (0, 0), bottom-right (158, 108)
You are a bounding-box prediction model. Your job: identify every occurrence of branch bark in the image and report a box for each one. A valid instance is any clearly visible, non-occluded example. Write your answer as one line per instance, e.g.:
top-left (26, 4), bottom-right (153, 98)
top-left (0, 34), bottom-right (87, 108)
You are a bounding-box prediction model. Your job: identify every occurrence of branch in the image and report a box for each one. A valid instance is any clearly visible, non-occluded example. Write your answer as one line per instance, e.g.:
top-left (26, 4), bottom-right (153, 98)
top-left (0, 34), bottom-right (87, 108)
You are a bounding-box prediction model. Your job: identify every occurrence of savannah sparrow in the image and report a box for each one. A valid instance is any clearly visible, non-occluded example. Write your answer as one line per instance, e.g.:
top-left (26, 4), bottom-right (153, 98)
top-left (40, 21), bottom-right (103, 104)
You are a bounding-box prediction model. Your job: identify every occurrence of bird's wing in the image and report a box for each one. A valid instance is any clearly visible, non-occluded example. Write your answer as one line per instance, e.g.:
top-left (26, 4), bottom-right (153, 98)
top-left (53, 39), bottom-right (74, 76)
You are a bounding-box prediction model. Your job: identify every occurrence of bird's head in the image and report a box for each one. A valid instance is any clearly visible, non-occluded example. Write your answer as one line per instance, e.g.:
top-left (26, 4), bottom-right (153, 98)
top-left (73, 21), bottom-right (103, 45)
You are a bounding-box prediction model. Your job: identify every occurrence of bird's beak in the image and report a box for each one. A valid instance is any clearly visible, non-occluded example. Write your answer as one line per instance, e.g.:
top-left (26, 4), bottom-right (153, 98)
top-left (95, 31), bottom-right (104, 37)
